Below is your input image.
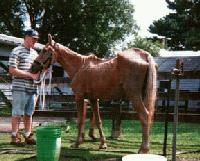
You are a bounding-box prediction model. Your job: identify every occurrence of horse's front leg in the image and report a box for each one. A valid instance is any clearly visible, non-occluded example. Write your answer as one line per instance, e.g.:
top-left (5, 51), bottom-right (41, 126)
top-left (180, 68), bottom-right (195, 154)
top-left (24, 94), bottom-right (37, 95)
top-left (90, 99), bottom-right (107, 149)
top-left (72, 94), bottom-right (86, 148)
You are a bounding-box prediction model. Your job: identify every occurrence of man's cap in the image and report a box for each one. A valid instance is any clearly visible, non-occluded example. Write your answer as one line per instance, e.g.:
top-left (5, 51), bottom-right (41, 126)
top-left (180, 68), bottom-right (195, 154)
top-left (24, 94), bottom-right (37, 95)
top-left (24, 29), bottom-right (39, 39)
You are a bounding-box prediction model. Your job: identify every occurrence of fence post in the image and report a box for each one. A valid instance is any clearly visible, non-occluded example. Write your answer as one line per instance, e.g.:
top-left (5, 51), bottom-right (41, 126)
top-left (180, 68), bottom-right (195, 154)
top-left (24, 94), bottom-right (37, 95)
top-left (111, 102), bottom-right (122, 139)
top-left (171, 58), bottom-right (184, 161)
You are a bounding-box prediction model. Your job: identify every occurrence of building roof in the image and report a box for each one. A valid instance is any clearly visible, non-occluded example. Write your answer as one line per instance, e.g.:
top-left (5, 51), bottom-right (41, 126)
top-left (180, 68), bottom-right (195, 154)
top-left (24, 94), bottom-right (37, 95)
top-left (159, 49), bottom-right (200, 57)
top-left (155, 56), bottom-right (200, 79)
top-left (155, 56), bottom-right (200, 72)
top-left (0, 34), bottom-right (44, 50)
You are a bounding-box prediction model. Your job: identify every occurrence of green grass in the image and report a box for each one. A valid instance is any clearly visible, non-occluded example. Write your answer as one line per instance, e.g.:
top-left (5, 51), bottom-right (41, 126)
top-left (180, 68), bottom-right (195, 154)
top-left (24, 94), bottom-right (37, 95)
top-left (0, 119), bottom-right (200, 161)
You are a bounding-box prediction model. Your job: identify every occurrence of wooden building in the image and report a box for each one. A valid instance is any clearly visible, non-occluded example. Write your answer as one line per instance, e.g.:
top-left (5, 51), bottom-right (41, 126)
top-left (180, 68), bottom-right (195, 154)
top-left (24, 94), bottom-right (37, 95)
top-left (156, 56), bottom-right (200, 111)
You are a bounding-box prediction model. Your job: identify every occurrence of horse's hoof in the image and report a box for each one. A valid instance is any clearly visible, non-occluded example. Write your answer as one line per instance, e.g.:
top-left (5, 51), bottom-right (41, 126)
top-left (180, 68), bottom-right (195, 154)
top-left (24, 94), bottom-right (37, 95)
top-left (89, 134), bottom-right (98, 141)
top-left (111, 130), bottom-right (121, 139)
top-left (99, 143), bottom-right (107, 149)
top-left (88, 129), bottom-right (97, 141)
top-left (138, 147), bottom-right (149, 154)
top-left (70, 143), bottom-right (80, 148)
top-left (81, 133), bottom-right (85, 140)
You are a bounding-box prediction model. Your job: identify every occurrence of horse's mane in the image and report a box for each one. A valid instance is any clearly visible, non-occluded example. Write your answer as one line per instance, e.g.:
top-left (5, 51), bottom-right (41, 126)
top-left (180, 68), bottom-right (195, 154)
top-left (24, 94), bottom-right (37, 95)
top-left (56, 43), bottom-right (113, 65)
top-left (84, 54), bottom-right (102, 63)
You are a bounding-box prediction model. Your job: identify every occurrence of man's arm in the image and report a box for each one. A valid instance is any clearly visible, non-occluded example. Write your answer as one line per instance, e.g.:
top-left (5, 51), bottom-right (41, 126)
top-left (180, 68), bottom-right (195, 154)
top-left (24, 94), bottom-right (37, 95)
top-left (9, 67), bottom-right (40, 80)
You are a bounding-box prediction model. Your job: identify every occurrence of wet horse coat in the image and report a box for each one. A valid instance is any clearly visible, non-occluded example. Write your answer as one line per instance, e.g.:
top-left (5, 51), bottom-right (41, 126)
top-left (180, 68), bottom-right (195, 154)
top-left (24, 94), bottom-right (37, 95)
top-left (33, 40), bottom-right (157, 153)
top-left (73, 50), bottom-right (148, 99)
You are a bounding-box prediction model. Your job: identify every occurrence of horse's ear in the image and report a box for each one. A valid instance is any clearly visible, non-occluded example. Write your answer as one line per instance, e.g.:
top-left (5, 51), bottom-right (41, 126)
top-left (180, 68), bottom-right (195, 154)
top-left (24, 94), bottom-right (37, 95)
top-left (48, 34), bottom-right (53, 45)
top-left (48, 34), bottom-right (55, 46)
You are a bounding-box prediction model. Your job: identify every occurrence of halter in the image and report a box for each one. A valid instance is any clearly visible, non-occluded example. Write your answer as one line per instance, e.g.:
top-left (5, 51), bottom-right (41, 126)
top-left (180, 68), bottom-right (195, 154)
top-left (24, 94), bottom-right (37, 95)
top-left (33, 50), bottom-right (53, 71)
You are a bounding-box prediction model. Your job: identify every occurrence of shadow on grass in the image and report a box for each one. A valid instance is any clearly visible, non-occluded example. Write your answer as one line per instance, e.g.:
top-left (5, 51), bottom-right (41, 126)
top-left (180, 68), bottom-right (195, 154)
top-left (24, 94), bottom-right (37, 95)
top-left (15, 156), bottom-right (36, 161)
top-left (14, 146), bottom-right (124, 161)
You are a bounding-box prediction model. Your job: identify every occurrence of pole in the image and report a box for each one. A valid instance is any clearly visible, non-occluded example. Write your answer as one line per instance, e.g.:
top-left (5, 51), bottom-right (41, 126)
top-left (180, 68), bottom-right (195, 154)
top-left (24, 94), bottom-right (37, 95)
top-left (171, 59), bottom-right (184, 161)
top-left (172, 76), bottom-right (180, 161)
top-left (162, 80), bottom-right (171, 156)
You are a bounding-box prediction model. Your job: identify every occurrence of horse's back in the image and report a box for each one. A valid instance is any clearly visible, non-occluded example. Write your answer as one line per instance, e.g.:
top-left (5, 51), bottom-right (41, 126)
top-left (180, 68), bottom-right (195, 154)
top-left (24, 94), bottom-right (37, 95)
top-left (117, 48), bottom-right (149, 65)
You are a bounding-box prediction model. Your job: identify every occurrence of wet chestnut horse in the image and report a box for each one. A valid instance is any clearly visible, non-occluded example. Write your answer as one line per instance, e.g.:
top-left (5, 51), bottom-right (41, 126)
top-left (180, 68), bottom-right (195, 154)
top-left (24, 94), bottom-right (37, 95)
top-left (32, 35), bottom-right (157, 153)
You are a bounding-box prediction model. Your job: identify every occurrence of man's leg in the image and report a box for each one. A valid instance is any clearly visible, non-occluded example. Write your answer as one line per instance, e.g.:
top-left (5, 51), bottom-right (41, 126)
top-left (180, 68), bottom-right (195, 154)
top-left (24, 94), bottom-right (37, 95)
top-left (24, 114), bottom-right (32, 137)
top-left (10, 91), bottom-right (24, 145)
top-left (24, 114), bottom-right (36, 145)
top-left (10, 116), bottom-right (22, 144)
top-left (11, 116), bottom-right (21, 135)
top-left (23, 93), bottom-right (37, 145)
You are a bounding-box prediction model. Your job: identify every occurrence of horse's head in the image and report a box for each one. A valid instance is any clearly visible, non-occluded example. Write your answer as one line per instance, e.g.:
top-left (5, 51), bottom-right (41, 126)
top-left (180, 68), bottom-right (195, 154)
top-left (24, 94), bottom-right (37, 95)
top-left (30, 45), bottom-right (55, 74)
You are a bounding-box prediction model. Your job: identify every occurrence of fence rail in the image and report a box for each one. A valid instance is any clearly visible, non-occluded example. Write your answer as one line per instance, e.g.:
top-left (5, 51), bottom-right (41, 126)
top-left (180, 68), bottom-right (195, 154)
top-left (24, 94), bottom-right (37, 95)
top-left (158, 91), bottom-right (200, 100)
top-left (34, 109), bottom-right (200, 124)
top-left (34, 93), bottom-right (200, 123)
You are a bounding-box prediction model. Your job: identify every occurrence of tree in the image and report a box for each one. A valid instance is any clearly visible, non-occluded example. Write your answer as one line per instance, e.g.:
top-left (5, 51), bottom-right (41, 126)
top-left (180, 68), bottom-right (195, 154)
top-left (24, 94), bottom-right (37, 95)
top-left (0, 0), bottom-right (138, 57)
top-left (149, 0), bottom-right (200, 50)
top-left (127, 36), bottom-right (162, 57)
top-left (0, 0), bottom-right (24, 37)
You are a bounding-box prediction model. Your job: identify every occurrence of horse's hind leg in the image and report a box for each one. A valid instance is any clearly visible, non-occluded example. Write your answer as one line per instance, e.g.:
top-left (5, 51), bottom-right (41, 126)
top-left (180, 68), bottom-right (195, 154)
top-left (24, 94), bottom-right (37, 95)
top-left (90, 99), bottom-right (107, 149)
top-left (72, 94), bottom-right (86, 148)
top-left (132, 97), bottom-right (153, 153)
top-left (81, 99), bottom-right (97, 141)
top-left (88, 111), bottom-right (97, 141)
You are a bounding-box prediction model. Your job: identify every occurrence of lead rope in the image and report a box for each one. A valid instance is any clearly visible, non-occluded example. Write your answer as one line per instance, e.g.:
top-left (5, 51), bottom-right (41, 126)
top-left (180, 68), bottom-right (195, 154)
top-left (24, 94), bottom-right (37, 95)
top-left (34, 65), bottom-right (53, 110)
top-left (40, 73), bottom-right (46, 110)
top-left (47, 65), bottom-right (53, 95)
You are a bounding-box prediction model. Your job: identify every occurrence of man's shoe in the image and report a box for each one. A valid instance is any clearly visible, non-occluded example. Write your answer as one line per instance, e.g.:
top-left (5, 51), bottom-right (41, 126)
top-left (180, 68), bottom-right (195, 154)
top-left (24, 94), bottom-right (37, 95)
top-left (24, 133), bottom-right (36, 145)
top-left (10, 133), bottom-right (24, 146)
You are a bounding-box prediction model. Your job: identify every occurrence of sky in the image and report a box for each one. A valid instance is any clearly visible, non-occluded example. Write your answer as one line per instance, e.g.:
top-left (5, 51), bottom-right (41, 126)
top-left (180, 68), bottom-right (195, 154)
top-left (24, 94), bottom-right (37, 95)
top-left (130, 0), bottom-right (171, 37)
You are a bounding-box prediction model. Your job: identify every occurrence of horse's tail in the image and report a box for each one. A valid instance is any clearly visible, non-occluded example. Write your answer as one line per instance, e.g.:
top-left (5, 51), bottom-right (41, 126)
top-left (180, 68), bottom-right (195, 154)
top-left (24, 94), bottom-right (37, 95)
top-left (144, 54), bottom-right (157, 116)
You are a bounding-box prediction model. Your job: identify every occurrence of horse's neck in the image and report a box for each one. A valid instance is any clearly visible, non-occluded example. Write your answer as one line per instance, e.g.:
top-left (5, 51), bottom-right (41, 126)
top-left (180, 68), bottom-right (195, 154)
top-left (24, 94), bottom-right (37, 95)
top-left (56, 46), bottom-right (84, 78)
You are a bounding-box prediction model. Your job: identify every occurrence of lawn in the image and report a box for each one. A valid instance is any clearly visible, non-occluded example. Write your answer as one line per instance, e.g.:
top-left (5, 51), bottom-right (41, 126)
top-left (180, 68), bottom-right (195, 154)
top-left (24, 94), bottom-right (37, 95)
top-left (0, 118), bottom-right (200, 161)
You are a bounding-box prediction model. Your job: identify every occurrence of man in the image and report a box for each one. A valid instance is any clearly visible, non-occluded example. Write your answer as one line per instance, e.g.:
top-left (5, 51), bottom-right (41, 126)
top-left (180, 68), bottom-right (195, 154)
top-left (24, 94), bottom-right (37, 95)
top-left (8, 29), bottom-right (40, 145)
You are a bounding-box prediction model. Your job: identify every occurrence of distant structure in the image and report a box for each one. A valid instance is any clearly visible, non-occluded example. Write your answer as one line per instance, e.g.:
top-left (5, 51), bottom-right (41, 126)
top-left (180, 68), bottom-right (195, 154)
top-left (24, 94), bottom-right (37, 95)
top-left (159, 49), bottom-right (200, 57)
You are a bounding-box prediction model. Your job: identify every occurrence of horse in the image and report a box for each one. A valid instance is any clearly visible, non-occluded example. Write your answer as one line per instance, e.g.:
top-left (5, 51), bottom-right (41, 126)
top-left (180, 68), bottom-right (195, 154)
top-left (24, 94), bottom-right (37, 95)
top-left (31, 44), bottom-right (99, 141)
top-left (31, 34), bottom-right (157, 153)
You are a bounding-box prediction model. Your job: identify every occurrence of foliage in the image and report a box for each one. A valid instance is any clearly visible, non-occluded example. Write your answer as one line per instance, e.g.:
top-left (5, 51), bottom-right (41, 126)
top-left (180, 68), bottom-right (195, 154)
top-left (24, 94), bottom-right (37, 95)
top-left (127, 36), bottom-right (162, 57)
top-left (0, 0), bottom-right (138, 57)
top-left (149, 0), bottom-right (200, 50)
top-left (0, 0), bottom-right (24, 37)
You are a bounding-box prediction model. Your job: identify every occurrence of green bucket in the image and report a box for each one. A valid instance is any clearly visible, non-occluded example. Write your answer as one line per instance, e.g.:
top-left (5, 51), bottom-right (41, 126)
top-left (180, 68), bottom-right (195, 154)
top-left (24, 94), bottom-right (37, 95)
top-left (36, 126), bottom-right (61, 161)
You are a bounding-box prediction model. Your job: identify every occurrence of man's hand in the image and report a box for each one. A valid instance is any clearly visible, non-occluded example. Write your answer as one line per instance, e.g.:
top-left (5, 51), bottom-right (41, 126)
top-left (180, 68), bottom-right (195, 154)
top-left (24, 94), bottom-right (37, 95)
top-left (29, 72), bottom-right (40, 80)
top-left (9, 67), bottom-right (40, 80)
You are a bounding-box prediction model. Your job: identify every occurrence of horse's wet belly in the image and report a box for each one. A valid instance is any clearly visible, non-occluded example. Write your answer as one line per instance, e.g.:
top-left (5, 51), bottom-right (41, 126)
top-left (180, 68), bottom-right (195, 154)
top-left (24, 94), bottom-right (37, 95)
top-left (85, 82), bottom-right (126, 100)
